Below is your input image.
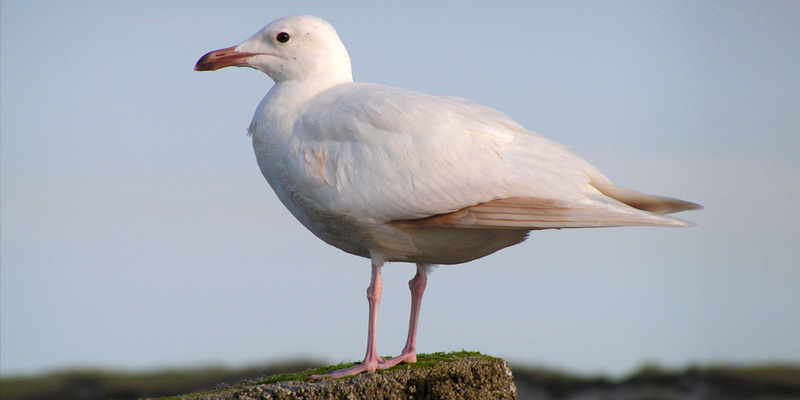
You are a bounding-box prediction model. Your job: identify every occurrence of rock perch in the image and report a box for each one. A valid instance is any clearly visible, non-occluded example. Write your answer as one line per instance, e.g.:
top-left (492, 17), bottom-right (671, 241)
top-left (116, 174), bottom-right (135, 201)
top-left (157, 352), bottom-right (516, 400)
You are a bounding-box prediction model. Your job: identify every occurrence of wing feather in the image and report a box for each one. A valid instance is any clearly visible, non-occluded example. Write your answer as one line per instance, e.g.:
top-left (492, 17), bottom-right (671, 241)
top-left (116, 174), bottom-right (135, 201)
top-left (389, 196), bottom-right (694, 230)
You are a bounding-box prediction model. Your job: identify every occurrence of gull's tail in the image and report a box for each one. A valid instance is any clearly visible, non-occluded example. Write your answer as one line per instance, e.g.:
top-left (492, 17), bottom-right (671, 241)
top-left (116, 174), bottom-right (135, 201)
top-left (590, 182), bottom-right (703, 215)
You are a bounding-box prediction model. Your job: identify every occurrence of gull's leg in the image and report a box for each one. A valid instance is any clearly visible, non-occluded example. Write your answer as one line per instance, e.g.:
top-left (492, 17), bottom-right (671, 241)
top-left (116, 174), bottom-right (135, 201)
top-left (311, 258), bottom-right (385, 379)
top-left (380, 263), bottom-right (429, 368)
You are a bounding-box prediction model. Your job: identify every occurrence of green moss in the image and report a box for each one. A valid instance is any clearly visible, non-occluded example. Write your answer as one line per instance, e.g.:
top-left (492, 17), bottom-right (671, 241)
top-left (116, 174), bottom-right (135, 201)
top-left (407, 350), bottom-right (491, 367)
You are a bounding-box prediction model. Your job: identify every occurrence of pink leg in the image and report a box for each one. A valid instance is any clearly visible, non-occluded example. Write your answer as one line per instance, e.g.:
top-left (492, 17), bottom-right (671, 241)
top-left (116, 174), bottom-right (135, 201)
top-left (379, 263), bottom-right (429, 368)
top-left (311, 259), bottom-right (385, 379)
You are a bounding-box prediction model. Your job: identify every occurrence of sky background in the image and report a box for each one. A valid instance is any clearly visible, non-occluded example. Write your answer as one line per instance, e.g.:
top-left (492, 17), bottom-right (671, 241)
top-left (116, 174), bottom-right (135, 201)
top-left (2, 1), bottom-right (798, 377)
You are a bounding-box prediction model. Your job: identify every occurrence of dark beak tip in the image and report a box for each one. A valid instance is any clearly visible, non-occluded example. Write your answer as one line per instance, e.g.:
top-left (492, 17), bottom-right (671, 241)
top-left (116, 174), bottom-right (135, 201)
top-left (194, 52), bottom-right (215, 71)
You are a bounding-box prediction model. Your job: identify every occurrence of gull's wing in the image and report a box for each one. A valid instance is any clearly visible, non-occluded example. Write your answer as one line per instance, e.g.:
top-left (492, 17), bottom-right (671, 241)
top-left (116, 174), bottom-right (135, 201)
top-left (285, 83), bottom-right (698, 228)
top-left (389, 196), bottom-right (697, 231)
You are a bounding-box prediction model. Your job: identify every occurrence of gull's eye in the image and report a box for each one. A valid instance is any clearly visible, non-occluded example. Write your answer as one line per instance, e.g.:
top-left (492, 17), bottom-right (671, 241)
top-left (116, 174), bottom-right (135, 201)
top-left (276, 32), bottom-right (291, 44)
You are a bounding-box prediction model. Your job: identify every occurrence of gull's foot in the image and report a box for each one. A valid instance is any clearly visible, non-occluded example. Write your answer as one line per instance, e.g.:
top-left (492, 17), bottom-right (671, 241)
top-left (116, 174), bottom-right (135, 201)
top-left (310, 353), bottom-right (416, 379)
top-left (310, 360), bottom-right (376, 379)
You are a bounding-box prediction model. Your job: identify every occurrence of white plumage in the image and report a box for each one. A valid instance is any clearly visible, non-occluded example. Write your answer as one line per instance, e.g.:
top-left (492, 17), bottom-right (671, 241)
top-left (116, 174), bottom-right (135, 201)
top-left (196, 15), bottom-right (701, 378)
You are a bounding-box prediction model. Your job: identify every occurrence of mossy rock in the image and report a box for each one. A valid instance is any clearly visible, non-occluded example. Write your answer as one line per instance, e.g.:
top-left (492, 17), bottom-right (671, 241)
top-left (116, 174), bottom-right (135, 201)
top-left (158, 351), bottom-right (516, 400)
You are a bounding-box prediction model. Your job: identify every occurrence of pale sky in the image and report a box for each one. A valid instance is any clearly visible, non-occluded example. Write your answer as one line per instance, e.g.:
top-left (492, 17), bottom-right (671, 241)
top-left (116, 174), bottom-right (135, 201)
top-left (2, 1), bottom-right (799, 376)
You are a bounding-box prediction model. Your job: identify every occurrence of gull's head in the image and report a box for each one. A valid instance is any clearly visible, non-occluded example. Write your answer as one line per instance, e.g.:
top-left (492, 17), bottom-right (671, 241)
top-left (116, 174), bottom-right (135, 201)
top-left (195, 15), bottom-right (352, 85)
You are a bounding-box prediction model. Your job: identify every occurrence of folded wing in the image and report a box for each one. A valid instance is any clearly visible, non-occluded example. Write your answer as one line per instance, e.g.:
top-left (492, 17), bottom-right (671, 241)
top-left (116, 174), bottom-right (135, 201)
top-left (291, 83), bottom-right (701, 228)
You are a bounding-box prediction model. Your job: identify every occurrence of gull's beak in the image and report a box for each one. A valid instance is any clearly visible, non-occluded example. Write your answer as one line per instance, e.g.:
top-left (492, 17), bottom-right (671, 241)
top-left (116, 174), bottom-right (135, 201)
top-left (194, 46), bottom-right (260, 71)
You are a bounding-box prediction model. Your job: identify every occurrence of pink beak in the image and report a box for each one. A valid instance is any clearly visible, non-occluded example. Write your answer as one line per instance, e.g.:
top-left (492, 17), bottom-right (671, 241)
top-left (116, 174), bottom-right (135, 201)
top-left (194, 46), bottom-right (260, 71)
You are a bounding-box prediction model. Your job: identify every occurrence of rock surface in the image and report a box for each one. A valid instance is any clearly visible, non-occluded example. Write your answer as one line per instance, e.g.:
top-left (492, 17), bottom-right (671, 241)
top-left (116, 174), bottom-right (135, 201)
top-left (160, 353), bottom-right (516, 400)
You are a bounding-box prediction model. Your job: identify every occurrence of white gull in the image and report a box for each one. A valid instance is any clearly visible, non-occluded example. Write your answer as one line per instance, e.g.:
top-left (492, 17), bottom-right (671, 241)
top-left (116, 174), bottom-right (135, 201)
top-left (195, 15), bottom-right (701, 378)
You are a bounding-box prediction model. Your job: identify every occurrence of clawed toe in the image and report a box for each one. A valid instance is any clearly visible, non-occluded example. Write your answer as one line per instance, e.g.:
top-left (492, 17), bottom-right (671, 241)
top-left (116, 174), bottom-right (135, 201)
top-left (379, 351), bottom-right (417, 369)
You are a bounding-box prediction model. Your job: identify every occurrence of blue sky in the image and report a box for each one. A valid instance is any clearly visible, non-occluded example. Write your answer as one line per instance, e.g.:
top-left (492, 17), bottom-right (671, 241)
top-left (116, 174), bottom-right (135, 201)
top-left (2, 1), bottom-right (798, 376)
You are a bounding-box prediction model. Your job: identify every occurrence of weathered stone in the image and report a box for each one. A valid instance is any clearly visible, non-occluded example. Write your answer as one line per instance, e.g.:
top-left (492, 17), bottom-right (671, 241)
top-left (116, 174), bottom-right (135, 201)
top-left (163, 353), bottom-right (516, 400)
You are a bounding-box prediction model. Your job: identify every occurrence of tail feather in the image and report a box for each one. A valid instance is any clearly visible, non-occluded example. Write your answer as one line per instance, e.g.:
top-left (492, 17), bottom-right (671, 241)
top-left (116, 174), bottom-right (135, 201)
top-left (591, 182), bottom-right (703, 215)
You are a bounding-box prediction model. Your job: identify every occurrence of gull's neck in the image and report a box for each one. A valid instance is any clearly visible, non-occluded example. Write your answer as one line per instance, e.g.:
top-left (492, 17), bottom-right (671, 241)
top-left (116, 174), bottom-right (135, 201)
top-left (267, 73), bottom-right (351, 120)
top-left (249, 74), bottom-right (352, 156)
